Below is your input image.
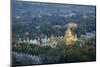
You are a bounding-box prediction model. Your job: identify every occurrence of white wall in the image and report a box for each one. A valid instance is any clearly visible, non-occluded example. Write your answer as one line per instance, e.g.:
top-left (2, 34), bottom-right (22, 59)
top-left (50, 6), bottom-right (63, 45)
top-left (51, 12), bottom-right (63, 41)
top-left (19, 0), bottom-right (96, 5)
top-left (0, 0), bottom-right (100, 67)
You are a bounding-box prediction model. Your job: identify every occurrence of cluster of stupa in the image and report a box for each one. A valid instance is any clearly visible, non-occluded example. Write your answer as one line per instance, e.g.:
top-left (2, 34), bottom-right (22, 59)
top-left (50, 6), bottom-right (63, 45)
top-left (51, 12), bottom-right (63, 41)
top-left (16, 22), bottom-right (77, 48)
top-left (17, 35), bottom-right (62, 48)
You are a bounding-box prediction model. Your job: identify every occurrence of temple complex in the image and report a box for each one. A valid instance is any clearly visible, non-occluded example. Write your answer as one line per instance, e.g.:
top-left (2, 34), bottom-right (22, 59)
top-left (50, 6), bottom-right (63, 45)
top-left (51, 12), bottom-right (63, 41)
top-left (16, 22), bottom-right (78, 48)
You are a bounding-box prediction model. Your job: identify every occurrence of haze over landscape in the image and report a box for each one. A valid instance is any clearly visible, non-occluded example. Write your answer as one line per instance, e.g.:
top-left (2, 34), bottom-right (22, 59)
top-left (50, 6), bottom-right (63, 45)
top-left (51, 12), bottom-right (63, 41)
top-left (12, 0), bottom-right (96, 66)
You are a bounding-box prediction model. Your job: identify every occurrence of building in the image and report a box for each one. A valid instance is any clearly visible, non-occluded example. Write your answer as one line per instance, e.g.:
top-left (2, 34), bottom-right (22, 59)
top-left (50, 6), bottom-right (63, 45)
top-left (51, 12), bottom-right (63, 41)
top-left (49, 35), bottom-right (58, 48)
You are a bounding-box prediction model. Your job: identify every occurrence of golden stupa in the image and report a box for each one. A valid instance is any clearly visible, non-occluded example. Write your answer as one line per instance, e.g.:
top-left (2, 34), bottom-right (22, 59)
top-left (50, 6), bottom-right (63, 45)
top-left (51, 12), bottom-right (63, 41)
top-left (64, 22), bottom-right (77, 45)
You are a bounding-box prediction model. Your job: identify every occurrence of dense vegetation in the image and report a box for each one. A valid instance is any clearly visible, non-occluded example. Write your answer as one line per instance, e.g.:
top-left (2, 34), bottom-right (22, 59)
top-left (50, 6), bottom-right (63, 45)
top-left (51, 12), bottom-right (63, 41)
top-left (12, 37), bottom-right (96, 65)
top-left (12, 1), bottom-right (96, 37)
